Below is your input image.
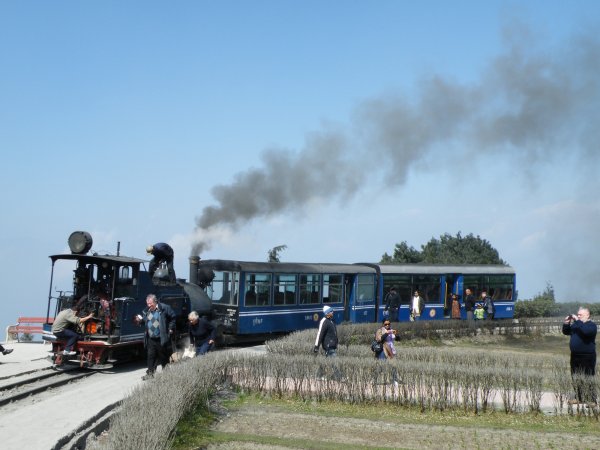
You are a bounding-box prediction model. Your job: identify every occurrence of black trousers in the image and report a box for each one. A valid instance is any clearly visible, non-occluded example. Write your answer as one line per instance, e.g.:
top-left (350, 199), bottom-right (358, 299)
top-left (146, 337), bottom-right (170, 374)
top-left (570, 352), bottom-right (597, 402)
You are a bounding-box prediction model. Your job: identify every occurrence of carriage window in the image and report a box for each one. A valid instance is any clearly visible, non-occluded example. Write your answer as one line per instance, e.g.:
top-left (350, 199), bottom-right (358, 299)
top-left (463, 275), bottom-right (483, 299)
top-left (413, 275), bottom-right (441, 303)
top-left (323, 274), bottom-right (343, 304)
top-left (383, 275), bottom-right (411, 305)
top-left (486, 275), bottom-right (515, 301)
top-left (245, 273), bottom-right (271, 306)
top-left (299, 274), bottom-right (320, 304)
top-left (209, 271), bottom-right (239, 306)
top-left (274, 274), bottom-right (296, 306)
top-left (356, 274), bottom-right (375, 303)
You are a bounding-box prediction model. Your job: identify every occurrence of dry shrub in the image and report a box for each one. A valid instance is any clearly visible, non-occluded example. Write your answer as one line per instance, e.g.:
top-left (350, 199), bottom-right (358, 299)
top-left (95, 353), bottom-right (228, 450)
top-left (95, 321), bottom-right (594, 449)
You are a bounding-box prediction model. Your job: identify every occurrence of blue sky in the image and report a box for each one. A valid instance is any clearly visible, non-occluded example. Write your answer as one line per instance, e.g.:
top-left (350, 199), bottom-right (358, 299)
top-left (1, 1), bottom-right (599, 333)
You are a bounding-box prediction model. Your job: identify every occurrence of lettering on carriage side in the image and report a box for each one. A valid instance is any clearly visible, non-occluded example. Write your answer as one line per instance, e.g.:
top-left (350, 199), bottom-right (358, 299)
top-left (252, 317), bottom-right (263, 326)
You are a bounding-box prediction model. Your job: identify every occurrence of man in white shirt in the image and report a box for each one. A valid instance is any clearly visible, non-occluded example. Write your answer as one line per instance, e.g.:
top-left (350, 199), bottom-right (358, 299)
top-left (411, 290), bottom-right (425, 321)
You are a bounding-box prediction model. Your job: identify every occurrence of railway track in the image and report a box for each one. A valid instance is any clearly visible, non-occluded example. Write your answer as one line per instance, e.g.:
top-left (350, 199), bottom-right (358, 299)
top-left (0, 366), bottom-right (96, 407)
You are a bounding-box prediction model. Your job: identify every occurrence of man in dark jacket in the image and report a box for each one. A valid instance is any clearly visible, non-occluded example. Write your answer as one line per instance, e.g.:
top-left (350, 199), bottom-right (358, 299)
top-left (136, 294), bottom-right (177, 380)
top-left (562, 307), bottom-right (597, 403)
top-left (146, 242), bottom-right (176, 282)
top-left (464, 288), bottom-right (476, 321)
top-left (384, 286), bottom-right (400, 322)
top-left (314, 305), bottom-right (338, 357)
top-left (482, 290), bottom-right (495, 320)
top-left (188, 311), bottom-right (216, 356)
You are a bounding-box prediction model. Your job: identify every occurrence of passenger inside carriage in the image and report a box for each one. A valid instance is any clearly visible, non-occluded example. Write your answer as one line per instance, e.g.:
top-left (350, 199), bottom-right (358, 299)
top-left (245, 287), bottom-right (257, 306)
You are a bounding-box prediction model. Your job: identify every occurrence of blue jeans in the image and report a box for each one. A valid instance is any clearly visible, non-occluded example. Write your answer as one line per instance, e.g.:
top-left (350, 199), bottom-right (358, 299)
top-left (195, 341), bottom-right (213, 356)
top-left (325, 348), bottom-right (337, 357)
top-left (54, 329), bottom-right (81, 352)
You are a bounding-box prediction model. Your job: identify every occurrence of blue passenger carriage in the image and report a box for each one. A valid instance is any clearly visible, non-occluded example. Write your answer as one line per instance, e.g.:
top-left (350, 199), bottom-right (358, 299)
top-left (192, 259), bottom-right (378, 343)
top-left (192, 260), bottom-right (517, 341)
top-left (377, 264), bottom-right (516, 321)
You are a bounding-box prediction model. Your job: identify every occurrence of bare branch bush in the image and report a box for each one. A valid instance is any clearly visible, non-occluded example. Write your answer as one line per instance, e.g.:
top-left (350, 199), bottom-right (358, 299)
top-left (96, 353), bottom-right (228, 450)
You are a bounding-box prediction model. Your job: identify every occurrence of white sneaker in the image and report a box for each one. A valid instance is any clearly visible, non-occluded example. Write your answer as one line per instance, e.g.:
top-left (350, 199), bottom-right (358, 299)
top-left (62, 350), bottom-right (76, 356)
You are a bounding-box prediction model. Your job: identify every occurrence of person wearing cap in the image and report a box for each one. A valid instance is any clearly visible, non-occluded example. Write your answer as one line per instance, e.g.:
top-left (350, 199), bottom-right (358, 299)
top-left (146, 242), bottom-right (176, 282)
top-left (313, 305), bottom-right (338, 357)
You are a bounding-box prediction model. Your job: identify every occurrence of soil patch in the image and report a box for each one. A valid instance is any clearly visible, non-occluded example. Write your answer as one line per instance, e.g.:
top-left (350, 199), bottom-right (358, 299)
top-left (206, 396), bottom-right (600, 450)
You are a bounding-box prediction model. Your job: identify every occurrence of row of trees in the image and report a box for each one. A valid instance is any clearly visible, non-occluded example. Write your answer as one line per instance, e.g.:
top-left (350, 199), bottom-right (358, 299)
top-left (268, 232), bottom-right (505, 265)
top-left (514, 283), bottom-right (600, 318)
top-left (381, 232), bottom-right (506, 265)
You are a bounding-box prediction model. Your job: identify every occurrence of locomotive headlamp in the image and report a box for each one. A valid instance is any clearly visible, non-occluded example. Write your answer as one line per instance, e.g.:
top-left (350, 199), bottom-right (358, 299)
top-left (68, 231), bottom-right (93, 254)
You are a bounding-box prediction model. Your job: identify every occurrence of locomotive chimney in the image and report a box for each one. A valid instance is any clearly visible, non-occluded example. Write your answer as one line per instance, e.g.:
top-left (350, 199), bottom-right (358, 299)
top-left (189, 256), bottom-right (200, 285)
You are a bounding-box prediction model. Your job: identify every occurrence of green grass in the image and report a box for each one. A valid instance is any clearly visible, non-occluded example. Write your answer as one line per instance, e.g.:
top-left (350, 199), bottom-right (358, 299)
top-left (438, 333), bottom-right (571, 357)
top-left (171, 392), bottom-right (600, 450)
top-left (171, 400), bottom-right (216, 449)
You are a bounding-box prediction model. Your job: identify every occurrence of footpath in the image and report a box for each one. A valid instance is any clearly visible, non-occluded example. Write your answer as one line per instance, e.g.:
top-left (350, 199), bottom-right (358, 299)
top-left (0, 342), bottom-right (146, 450)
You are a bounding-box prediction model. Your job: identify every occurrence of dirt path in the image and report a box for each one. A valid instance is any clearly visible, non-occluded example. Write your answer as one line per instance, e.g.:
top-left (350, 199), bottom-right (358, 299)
top-left (207, 403), bottom-right (600, 450)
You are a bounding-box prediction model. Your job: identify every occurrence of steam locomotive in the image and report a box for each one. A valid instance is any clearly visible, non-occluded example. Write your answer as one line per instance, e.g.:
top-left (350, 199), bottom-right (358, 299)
top-left (44, 231), bottom-right (211, 368)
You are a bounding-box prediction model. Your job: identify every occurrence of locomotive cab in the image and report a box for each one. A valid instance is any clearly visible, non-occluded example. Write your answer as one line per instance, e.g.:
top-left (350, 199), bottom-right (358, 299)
top-left (45, 231), bottom-right (196, 368)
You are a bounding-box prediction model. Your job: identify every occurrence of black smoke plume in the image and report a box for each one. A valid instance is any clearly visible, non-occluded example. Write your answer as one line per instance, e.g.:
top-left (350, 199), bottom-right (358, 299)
top-left (192, 26), bottom-right (600, 256)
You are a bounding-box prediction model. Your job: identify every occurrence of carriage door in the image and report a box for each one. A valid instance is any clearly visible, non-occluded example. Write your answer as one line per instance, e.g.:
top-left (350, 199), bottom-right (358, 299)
top-left (444, 275), bottom-right (454, 317)
top-left (346, 273), bottom-right (376, 323)
top-left (343, 275), bottom-right (353, 322)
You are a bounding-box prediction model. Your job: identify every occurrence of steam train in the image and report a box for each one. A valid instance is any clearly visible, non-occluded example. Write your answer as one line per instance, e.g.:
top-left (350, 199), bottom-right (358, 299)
top-left (44, 231), bottom-right (211, 368)
top-left (44, 231), bottom-right (516, 368)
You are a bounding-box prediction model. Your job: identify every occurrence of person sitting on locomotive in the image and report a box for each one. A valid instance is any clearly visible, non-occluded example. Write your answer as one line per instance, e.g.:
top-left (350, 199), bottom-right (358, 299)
top-left (51, 295), bottom-right (94, 356)
top-left (146, 243), bottom-right (176, 282)
top-left (187, 311), bottom-right (216, 356)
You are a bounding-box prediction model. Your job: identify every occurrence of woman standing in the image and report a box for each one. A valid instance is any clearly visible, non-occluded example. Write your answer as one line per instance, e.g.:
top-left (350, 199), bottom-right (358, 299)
top-left (375, 319), bottom-right (397, 359)
top-left (451, 294), bottom-right (461, 320)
